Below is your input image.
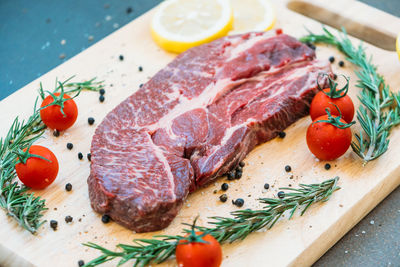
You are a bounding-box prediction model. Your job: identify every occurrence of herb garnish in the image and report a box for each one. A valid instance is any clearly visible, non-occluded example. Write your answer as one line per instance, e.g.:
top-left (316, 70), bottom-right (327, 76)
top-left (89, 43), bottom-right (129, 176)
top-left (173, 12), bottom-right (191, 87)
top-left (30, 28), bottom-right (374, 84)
top-left (0, 76), bottom-right (103, 233)
top-left (300, 27), bottom-right (400, 163)
top-left (83, 177), bottom-right (340, 266)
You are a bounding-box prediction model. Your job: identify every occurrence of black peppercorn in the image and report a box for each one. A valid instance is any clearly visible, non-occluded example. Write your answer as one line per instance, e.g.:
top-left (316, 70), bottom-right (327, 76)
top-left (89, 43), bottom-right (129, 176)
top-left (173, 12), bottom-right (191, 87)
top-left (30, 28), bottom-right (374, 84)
top-left (221, 183), bottom-right (229, 191)
top-left (119, 55), bottom-right (124, 61)
top-left (88, 117), bottom-right (95, 125)
top-left (138, 66), bottom-right (143, 72)
top-left (139, 83), bottom-right (144, 88)
top-left (236, 166), bottom-right (243, 172)
top-left (78, 260), bottom-right (85, 267)
top-left (99, 88), bottom-right (105, 95)
top-left (78, 152), bottom-right (83, 160)
top-left (227, 172), bottom-right (235, 180)
top-left (305, 42), bottom-right (316, 50)
top-left (329, 56), bottom-right (335, 63)
top-left (65, 215), bottom-right (73, 223)
top-left (264, 183), bottom-right (270, 190)
top-left (50, 220), bottom-right (58, 230)
top-left (333, 73), bottom-right (338, 80)
top-left (102, 214), bottom-right (111, 223)
top-left (285, 165), bottom-right (291, 172)
top-left (338, 60), bottom-right (345, 67)
top-left (219, 194), bottom-right (228, 202)
top-left (99, 95), bottom-right (105, 103)
top-left (65, 183), bottom-right (72, 191)
top-left (66, 143), bottom-right (73, 150)
top-left (233, 198), bottom-right (244, 207)
top-left (235, 171), bottom-right (242, 179)
top-left (239, 161), bottom-right (245, 167)
top-left (53, 129), bottom-right (60, 137)
top-left (278, 191), bottom-right (285, 198)
top-left (126, 6), bottom-right (133, 14)
top-left (278, 131), bottom-right (286, 138)
top-left (324, 163), bottom-right (331, 170)
top-left (87, 153), bottom-right (92, 161)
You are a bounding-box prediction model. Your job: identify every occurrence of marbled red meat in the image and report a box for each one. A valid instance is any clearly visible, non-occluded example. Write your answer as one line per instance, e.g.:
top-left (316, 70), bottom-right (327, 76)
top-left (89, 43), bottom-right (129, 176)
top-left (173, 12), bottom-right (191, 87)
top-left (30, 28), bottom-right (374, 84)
top-left (88, 31), bottom-right (331, 232)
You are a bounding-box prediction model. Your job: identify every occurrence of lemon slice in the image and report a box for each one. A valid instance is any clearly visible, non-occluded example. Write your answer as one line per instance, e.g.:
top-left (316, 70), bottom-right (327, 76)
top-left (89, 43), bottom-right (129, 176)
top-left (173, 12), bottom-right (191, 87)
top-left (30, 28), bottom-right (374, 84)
top-left (151, 0), bottom-right (233, 53)
top-left (229, 0), bottom-right (276, 34)
top-left (396, 33), bottom-right (400, 61)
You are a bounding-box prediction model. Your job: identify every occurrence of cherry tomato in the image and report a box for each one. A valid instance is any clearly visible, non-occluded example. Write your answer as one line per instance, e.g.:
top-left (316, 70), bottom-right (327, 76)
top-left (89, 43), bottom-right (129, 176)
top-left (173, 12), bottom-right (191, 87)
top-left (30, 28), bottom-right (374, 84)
top-left (306, 115), bottom-right (352, 160)
top-left (310, 88), bottom-right (354, 123)
top-left (176, 232), bottom-right (222, 267)
top-left (15, 145), bottom-right (59, 189)
top-left (40, 92), bottom-right (78, 131)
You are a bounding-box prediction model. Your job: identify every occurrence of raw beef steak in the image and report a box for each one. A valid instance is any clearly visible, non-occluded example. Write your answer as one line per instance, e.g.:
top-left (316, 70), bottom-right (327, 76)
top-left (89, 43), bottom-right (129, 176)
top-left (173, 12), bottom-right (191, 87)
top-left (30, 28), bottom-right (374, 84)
top-left (88, 31), bottom-right (331, 232)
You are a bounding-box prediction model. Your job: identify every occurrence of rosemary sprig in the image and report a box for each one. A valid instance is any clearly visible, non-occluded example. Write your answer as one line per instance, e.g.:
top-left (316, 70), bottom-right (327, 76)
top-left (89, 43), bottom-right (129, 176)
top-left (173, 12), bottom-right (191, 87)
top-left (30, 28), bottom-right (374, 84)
top-left (83, 177), bottom-right (340, 267)
top-left (0, 77), bottom-right (103, 233)
top-left (300, 27), bottom-right (400, 163)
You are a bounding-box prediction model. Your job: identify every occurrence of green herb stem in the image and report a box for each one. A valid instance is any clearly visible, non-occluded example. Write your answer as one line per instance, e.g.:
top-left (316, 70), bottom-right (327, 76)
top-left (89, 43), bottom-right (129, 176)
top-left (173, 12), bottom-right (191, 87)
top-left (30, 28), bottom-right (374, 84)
top-left (83, 177), bottom-right (340, 267)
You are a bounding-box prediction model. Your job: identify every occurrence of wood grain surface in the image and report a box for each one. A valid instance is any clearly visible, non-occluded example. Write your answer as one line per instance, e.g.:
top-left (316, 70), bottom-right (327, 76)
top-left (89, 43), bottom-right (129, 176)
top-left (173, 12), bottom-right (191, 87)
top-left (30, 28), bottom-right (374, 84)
top-left (0, 0), bottom-right (399, 266)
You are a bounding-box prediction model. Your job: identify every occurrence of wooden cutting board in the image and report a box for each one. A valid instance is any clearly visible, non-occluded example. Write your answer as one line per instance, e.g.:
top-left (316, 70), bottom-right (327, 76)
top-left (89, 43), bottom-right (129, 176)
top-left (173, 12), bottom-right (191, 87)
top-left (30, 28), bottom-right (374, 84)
top-left (1, 0), bottom-right (400, 266)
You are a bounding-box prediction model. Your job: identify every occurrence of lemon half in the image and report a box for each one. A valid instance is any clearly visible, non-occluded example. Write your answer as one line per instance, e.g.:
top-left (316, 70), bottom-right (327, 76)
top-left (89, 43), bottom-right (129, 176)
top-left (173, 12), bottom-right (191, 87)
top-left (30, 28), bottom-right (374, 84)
top-left (151, 0), bottom-right (233, 53)
top-left (229, 0), bottom-right (276, 35)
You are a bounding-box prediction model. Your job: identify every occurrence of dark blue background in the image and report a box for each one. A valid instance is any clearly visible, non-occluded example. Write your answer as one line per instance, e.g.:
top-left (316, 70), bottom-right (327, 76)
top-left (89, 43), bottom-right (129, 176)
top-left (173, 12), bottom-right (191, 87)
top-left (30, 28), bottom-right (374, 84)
top-left (1, 1), bottom-right (400, 266)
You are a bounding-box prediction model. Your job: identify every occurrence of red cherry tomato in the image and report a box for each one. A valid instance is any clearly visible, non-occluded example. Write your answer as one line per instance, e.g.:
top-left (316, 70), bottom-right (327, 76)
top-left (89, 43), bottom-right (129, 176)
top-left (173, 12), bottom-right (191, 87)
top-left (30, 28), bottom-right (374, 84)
top-left (176, 232), bottom-right (222, 267)
top-left (15, 145), bottom-right (59, 189)
top-left (40, 92), bottom-right (78, 131)
top-left (306, 115), bottom-right (352, 160)
top-left (310, 88), bottom-right (354, 123)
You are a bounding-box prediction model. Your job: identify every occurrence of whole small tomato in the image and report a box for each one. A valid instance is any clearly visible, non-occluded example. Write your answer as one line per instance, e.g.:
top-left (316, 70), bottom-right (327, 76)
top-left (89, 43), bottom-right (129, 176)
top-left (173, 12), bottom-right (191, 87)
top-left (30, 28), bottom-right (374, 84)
top-left (40, 92), bottom-right (78, 131)
top-left (15, 145), bottom-right (59, 189)
top-left (310, 74), bottom-right (354, 123)
top-left (306, 111), bottom-right (354, 161)
top-left (176, 231), bottom-right (222, 267)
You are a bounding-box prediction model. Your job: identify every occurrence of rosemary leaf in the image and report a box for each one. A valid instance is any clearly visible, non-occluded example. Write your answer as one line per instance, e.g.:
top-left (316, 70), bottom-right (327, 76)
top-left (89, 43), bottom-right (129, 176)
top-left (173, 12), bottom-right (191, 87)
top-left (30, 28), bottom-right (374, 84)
top-left (83, 177), bottom-right (340, 266)
top-left (300, 27), bottom-right (400, 163)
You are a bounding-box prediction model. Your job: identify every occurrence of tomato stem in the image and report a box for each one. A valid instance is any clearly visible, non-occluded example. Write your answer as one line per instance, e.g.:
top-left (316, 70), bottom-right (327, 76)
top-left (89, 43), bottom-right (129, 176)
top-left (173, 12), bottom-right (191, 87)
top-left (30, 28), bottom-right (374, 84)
top-left (314, 104), bottom-right (355, 129)
top-left (317, 73), bottom-right (349, 99)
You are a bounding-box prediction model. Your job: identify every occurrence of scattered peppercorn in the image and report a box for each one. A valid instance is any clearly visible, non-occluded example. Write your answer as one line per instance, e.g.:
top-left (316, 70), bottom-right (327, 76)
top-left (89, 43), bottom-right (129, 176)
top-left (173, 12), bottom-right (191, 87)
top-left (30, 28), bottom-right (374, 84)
top-left (119, 55), bottom-right (124, 61)
top-left (329, 56), bottom-right (335, 63)
top-left (333, 73), bottom-right (338, 80)
top-left (102, 214), bottom-right (111, 223)
top-left (227, 172), bottom-right (235, 180)
top-left (99, 88), bottom-right (105, 95)
top-left (66, 143), bottom-right (73, 150)
top-left (239, 161), bottom-right (245, 167)
top-left (338, 60), bottom-right (345, 67)
top-left (219, 194), bottom-right (228, 202)
top-left (88, 117), bottom-right (95, 125)
top-left (53, 129), bottom-right (60, 137)
top-left (87, 153), bottom-right (92, 161)
top-left (65, 215), bottom-right (73, 223)
top-left (65, 183), bottom-right (72, 191)
top-left (236, 166), bottom-right (243, 172)
top-left (233, 198), bottom-right (244, 207)
top-left (235, 171), bottom-right (242, 179)
top-left (78, 260), bottom-right (85, 267)
top-left (126, 6), bottom-right (133, 14)
top-left (285, 165), bottom-right (292, 172)
top-left (264, 183), bottom-right (270, 190)
top-left (138, 66), bottom-right (143, 72)
top-left (278, 131), bottom-right (286, 138)
top-left (139, 83), bottom-right (144, 88)
top-left (78, 152), bottom-right (83, 160)
top-left (99, 95), bottom-right (105, 103)
top-left (305, 42), bottom-right (316, 50)
top-left (278, 191), bottom-right (285, 198)
top-left (324, 163), bottom-right (331, 170)
top-left (50, 220), bottom-right (58, 230)
top-left (221, 183), bottom-right (229, 191)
